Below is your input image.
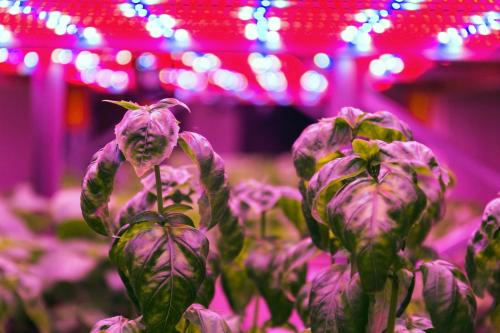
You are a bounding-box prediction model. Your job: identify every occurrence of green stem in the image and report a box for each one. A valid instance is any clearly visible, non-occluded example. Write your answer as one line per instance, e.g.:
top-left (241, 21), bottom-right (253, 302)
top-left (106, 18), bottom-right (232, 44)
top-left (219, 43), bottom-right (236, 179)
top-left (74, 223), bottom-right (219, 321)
top-left (259, 212), bottom-right (266, 239)
top-left (154, 165), bottom-right (163, 214)
top-left (252, 296), bottom-right (260, 331)
top-left (386, 274), bottom-right (399, 333)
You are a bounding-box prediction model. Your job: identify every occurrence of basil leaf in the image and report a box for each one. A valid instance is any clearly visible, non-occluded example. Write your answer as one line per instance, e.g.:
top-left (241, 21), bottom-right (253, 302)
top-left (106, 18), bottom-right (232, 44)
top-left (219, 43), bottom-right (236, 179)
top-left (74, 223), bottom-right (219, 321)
top-left (81, 140), bottom-right (124, 236)
top-left (90, 316), bottom-right (144, 333)
top-left (466, 197), bottom-right (500, 300)
top-left (327, 170), bottom-right (426, 292)
top-left (179, 132), bottom-right (244, 261)
top-left (378, 140), bottom-right (450, 247)
top-left (275, 186), bottom-right (308, 236)
top-left (421, 260), bottom-right (476, 333)
top-left (295, 283), bottom-right (311, 326)
top-left (220, 240), bottom-right (256, 314)
top-left (140, 165), bottom-right (192, 199)
top-left (110, 213), bottom-right (209, 332)
top-left (245, 240), bottom-right (294, 326)
top-left (309, 264), bottom-right (369, 333)
top-left (184, 304), bottom-right (232, 333)
top-left (307, 155), bottom-right (366, 224)
top-left (292, 117), bottom-right (352, 180)
top-left (394, 315), bottom-right (434, 333)
top-left (114, 101), bottom-right (180, 177)
top-left (116, 190), bottom-right (156, 227)
top-left (230, 180), bottom-right (282, 218)
top-left (104, 99), bottom-right (142, 110)
top-left (195, 251), bottom-right (221, 307)
top-left (355, 111), bottom-right (413, 142)
top-left (281, 238), bottom-right (316, 299)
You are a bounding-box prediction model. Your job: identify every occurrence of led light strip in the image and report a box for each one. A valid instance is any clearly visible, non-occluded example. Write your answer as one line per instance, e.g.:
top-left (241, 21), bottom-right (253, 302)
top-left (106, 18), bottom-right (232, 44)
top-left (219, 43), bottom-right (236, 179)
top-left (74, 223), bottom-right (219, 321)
top-left (340, 0), bottom-right (424, 52)
top-left (0, 0), bottom-right (102, 45)
top-left (118, 0), bottom-right (190, 45)
top-left (238, 0), bottom-right (290, 50)
top-left (437, 11), bottom-right (500, 53)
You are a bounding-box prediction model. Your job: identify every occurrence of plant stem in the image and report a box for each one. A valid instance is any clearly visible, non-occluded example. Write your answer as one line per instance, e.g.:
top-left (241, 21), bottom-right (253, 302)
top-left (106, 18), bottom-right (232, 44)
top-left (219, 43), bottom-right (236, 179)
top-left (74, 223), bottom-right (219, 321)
top-left (154, 165), bottom-right (163, 214)
top-left (386, 274), bottom-right (399, 333)
top-left (259, 212), bottom-right (266, 239)
top-left (252, 296), bottom-right (260, 331)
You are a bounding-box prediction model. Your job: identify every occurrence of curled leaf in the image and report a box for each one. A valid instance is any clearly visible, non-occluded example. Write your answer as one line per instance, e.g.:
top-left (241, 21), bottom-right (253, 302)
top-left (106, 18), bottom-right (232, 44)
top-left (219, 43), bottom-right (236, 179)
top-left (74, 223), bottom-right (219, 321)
top-left (307, 155), bottom-right (366, 224)
top-left (195, 251), bottom-right (221, 307)
top-left (114, 101), bottom-right (180, 177)
top-left (179, 131), bottom-right (243, 260)
top-left (466, 197), bottom-right (500, 300)
top-left (327, 169), bottom-right (426, 292)
top-left (421, 260), bottom-right (476, 333)
top-left (110, 213), bottom-right (209, 332)
top-left (184, 304), bottom-right (233, 333)
top-left (292, 117), bottom-right (352, 180)
top-left (309, 264), bottom-right (369, 333)
top-left (90, 316), bottom-right (144, 333)
top-left (355, 111), bottom-right (413, 142)
top-left (245, 240), bottom-right (296, 326)
top-left (81, 140), bottom-right (124, 236)
top-left (220, 240), bottom-right (256, 314)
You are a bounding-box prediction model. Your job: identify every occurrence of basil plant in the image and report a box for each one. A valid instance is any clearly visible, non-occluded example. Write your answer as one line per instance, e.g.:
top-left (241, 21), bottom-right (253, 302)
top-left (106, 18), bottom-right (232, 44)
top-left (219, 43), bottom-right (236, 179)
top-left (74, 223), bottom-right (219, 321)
top-left (292, 107), bottom-right (477, 333)
top-left (81, 99), bottom-right (244, 333)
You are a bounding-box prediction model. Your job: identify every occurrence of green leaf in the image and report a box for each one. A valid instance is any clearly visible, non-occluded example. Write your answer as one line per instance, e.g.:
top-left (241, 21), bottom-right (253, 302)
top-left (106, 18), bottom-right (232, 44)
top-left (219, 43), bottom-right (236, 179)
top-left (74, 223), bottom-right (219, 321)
top-left (276, 187), bottom-right (309, 236)
top-left (378, 140), bottom-right (450, 247)
top-left (295, 283), bottom-right (311, 326)
top-left (104, 99), bottom-right (142, 110)
top-left (394, 315), bottom-right (434, 333)
top-left (114, 101), bottom-right (180, 177)
top-left (292, 117), bottom-right (352, 180)
top-left (220, 239), bottom-right (256, 314)
top-left (280, 238), bottom-right (316, 299)
top-left (327, 169), bottom-right (426, 292)
top-left (116, 190), bottom-right (156, 227)
top-left (355, 111), bottom-right (413, 142)
top-left (307, 156), bottom-right (366, 224)
top-left (163, 203), bottom-right (193, 215)
top-left (309, 264), bottom-right (369, 333)
top-left (179, 131), bottom-right (243, 260)
top-left (151, 98), bottom-right (191, 113)
top-left (230, 180), bottom-right (282, 218)
top-left (140, 165), bottom-right (193, 201)
top-left (195, 251), bottom-right (221, 307)
top-left (81, 140), bottom-right (124, 236)
top-left (90, 316), bottom-right (144, 333)
top-left (421, 260), bottom-right (476, 333)
top-left (184, 304), bottom-right (232, 333)
top-left (466, 197), bottom-right (500, 300)
top-left (245, 240), bottom-right (295, 326)
top-left (352, 139), bottom-right (380, 162)
top-left (110, 213), bottom-right (209, 332)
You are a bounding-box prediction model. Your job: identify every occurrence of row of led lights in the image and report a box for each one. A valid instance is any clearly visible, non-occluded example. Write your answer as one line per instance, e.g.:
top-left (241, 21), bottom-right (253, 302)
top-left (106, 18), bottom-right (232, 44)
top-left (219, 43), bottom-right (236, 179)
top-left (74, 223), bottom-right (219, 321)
top-left (159, 51), bottom-right (248, 92)
top-left (340, 0), bottom-right (423, 52)
top-left (238, 0), bottom-right (290, 50)
top-left (1, 1), bottom-right (102, 45)
top-left (119, 1), bottom-right (190, 45)
top-left (437, 12), bottom-right (500, 53)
